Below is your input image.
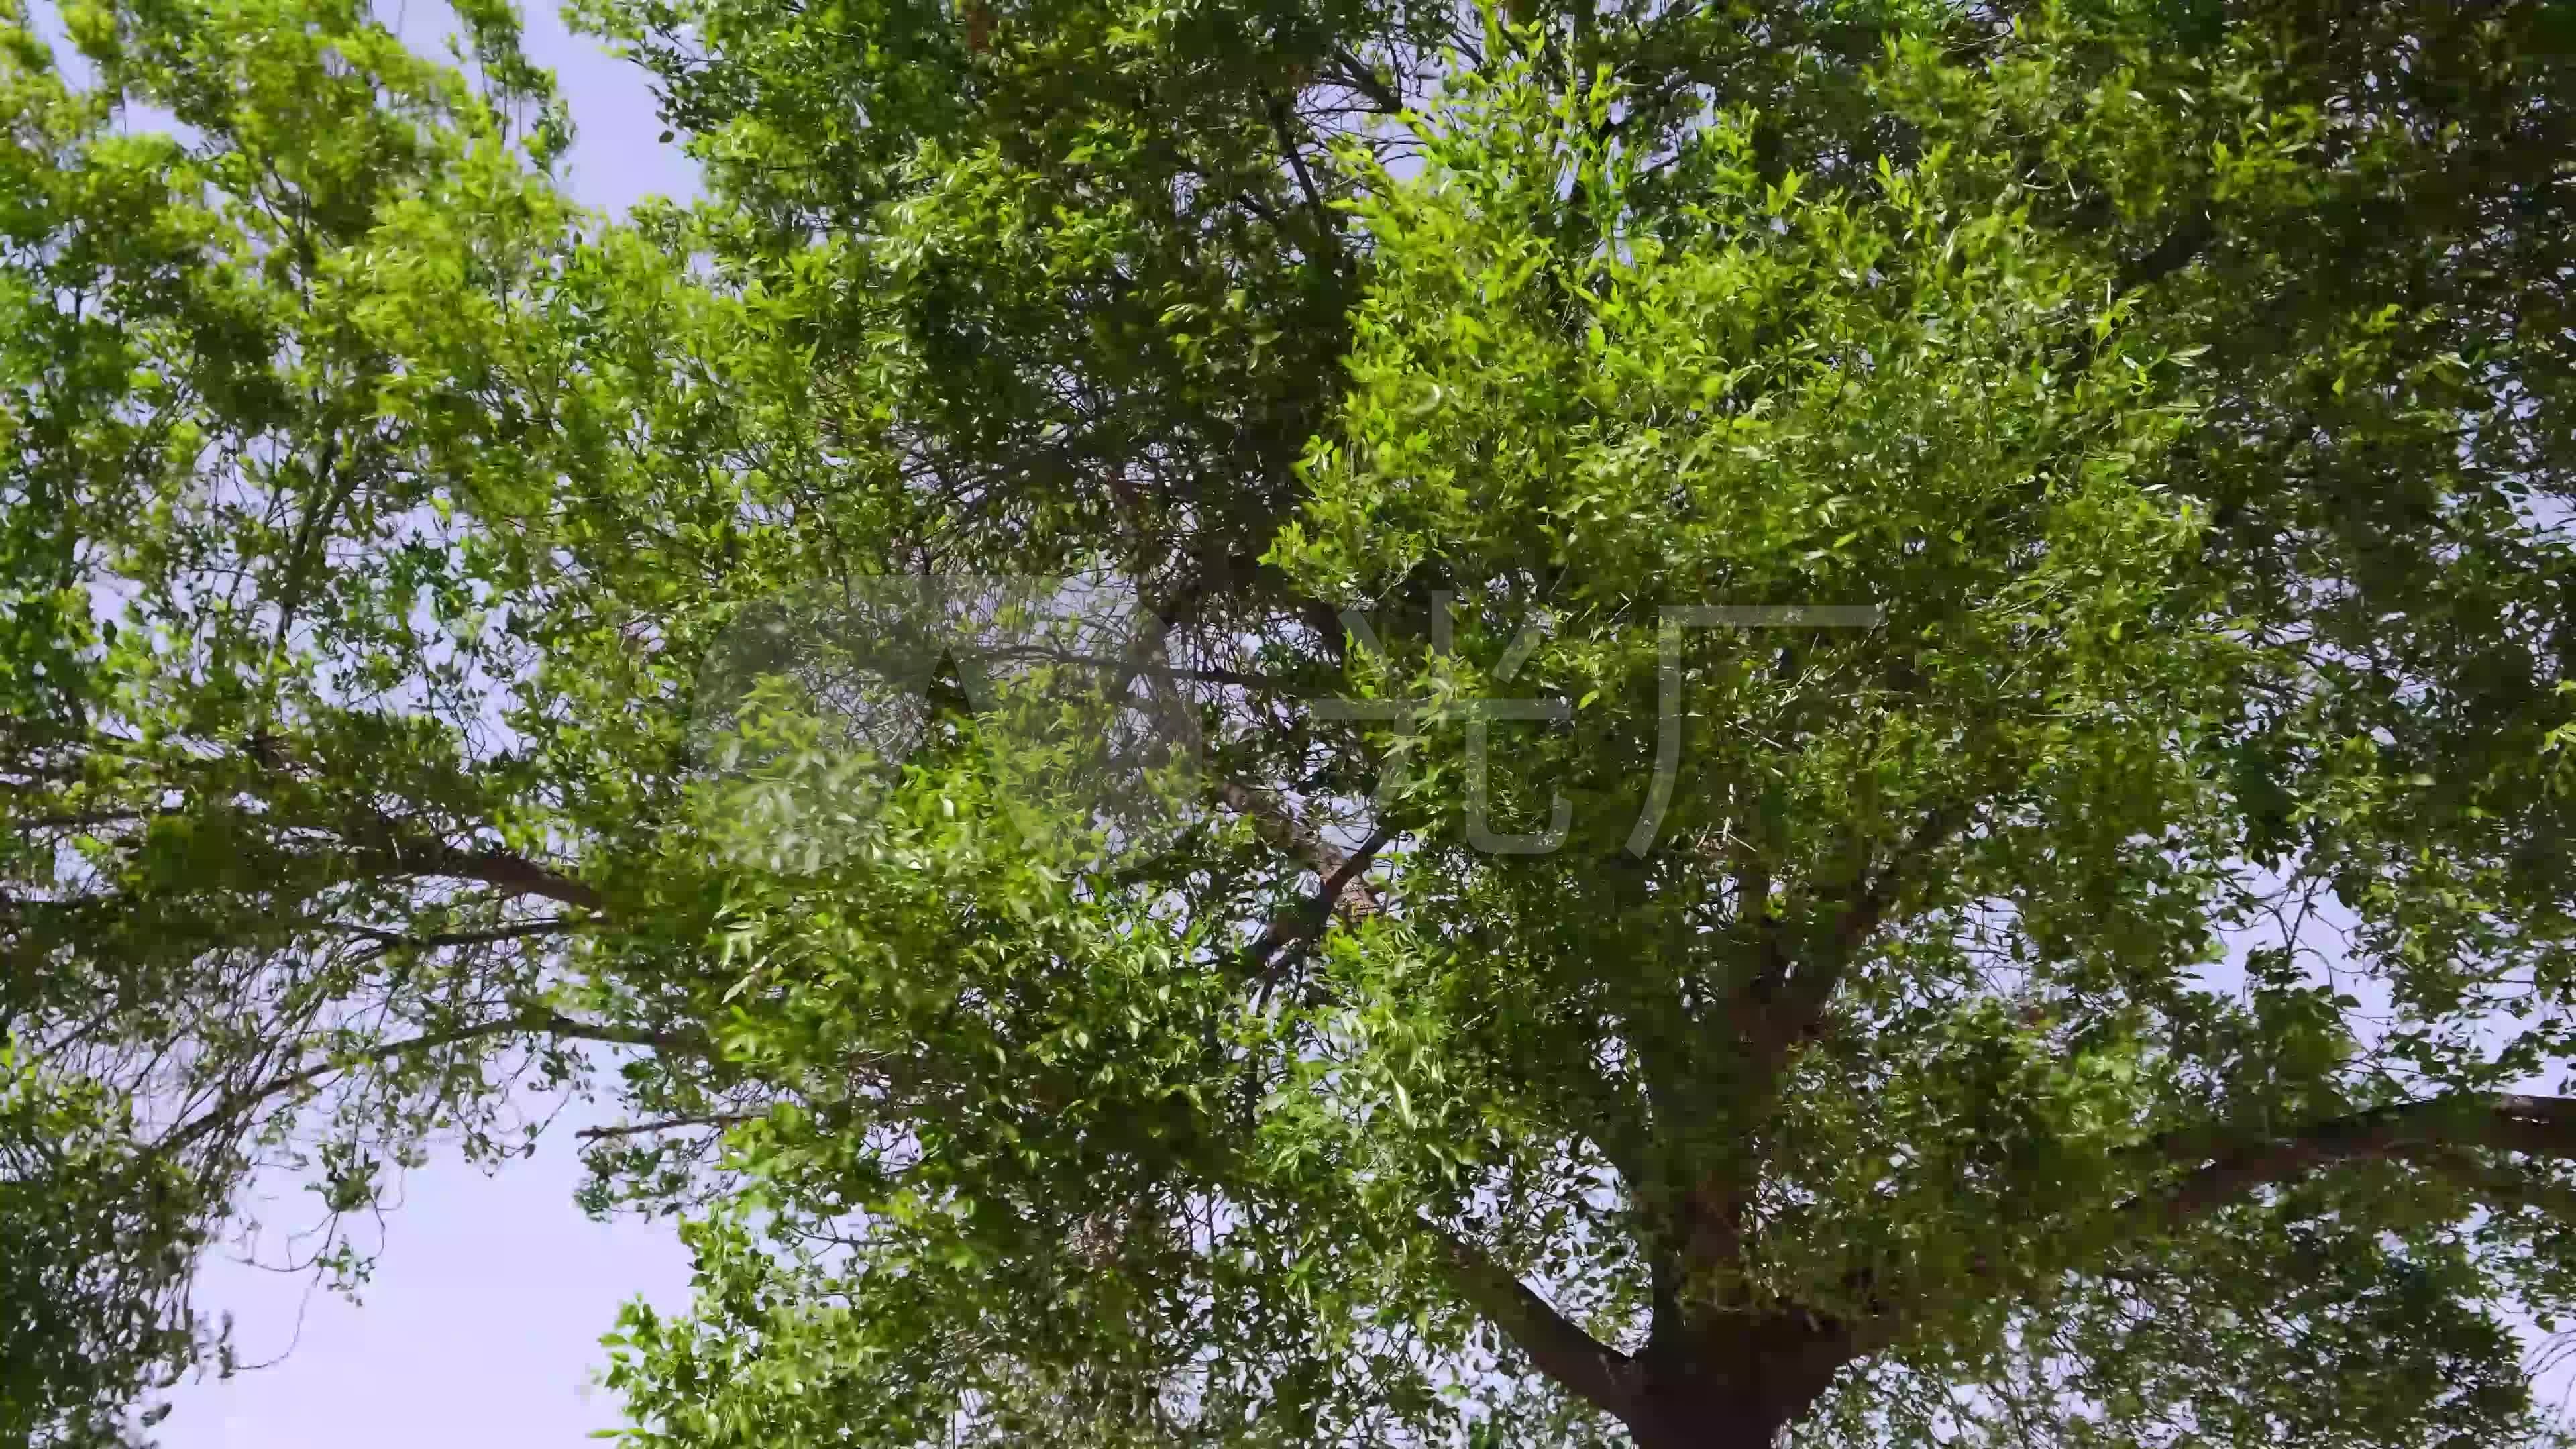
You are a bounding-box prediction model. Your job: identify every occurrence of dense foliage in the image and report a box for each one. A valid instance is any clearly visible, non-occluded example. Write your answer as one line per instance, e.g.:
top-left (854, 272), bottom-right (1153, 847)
top-left (11, 0), bottom-right (2576, 1445)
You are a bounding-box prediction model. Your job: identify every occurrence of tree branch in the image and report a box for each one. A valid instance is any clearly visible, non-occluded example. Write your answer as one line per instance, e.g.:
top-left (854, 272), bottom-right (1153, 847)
top-left (1845, 1095), bottom-right (2576, 1363)
top-left (1218, 777), bottom-right (1383, 918)
top-left (324, 918), bottom-right (576, 951)
top-left (1741, 804), bottom-right (1963, 1077)
top-left (1421, 1218), bottom-right (1642, 1423)
top-left (2127, 1093), bottom-right (2576, 1232)
top-left (1266, 92), bottom-right (1344, 266)
top-left (576, 1112), bottom-right (763, 1141)
top-left (1325, 44), bottom-right (1405, 116)
top-left (2118, 210), bottom-right (2218, 294)
top-left (971, 643), bottom-right (1285, 691)
top-left (1244, 822), bottom-right (1395, 981)
top-left (378, 838), bottom-right (605, 912)
top-left (157, 1010), bottom-right (704, 1158)
top-left (1685, 806), bottom-right (1964, 1285)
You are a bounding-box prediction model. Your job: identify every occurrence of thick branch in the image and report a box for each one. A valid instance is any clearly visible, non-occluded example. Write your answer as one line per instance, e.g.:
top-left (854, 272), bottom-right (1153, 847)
top-left (1266, 92), bottom-right (1344, 265)
top-left (1733, 804), bottom-right (1963, 1089)
top-left (1324, 44), bottom-right (1406, 117)
top-left (1792, 807), bottom-right (1957, 1021)
top-left (1244, 822), bottom-right (1395, 978)
top-left (1684, 807), bottom-right (1962, 1285)
top-left (1218, 777), bottom-right (1382, 918)
top-left (1843, 1095), bottom-right (2576, 1363)
top-left (1421, 1219), bottom-right (1642, 1423)
top-left (402, 842), bottom-right (606, 911)
top-left (2118, 211), bottom-right (2218, 294)
top-left (2131, 1093), bottom-right (2576, 1230)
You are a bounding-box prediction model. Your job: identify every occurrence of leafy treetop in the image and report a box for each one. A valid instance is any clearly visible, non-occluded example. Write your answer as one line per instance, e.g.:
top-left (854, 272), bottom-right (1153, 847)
top-left (9, 1), bottom-right (2576, 1446)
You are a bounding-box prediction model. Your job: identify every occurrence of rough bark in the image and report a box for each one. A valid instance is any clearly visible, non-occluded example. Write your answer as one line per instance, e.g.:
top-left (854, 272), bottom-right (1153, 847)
top-left (1621, 1307), bottom-right (1860, 1449)
top-left (1431, 1221), bottom-right (1865, 1448)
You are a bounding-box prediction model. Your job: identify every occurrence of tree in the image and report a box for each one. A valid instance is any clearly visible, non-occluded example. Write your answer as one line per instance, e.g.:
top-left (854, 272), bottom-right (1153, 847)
top-left (13, 0), bottom-right (2576, 1444)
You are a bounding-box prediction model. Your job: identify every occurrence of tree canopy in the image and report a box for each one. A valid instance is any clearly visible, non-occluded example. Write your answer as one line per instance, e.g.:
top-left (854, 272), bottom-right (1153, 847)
top-left (11, 0), bottom-right (2576, 1444)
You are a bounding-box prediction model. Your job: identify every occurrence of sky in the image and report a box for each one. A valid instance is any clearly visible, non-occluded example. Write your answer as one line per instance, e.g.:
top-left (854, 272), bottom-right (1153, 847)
top-left (151, 7), bottom-right (705, 1447)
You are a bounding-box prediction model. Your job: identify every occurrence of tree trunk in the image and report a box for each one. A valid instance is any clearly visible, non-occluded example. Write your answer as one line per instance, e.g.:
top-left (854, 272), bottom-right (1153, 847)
top-left (1622, 1384), bottom-right (1795, 1449)
top-left (1617, 1309), bottom-right (1855, 1449)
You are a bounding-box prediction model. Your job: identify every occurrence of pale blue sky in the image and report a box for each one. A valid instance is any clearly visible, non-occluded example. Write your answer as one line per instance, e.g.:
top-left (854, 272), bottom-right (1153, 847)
top-left (154, 7), bottom-right (703, 1446)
